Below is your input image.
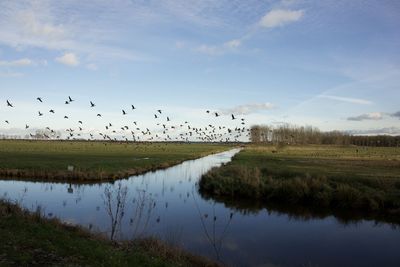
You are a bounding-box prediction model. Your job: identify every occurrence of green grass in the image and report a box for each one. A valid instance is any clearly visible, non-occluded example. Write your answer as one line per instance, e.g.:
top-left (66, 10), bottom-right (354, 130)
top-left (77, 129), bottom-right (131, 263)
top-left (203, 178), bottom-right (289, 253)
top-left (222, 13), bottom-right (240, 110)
top-left (0, 140), bottom-right (231, 181)
top-left (0, 200), bottom-right (220, 267)
top-left (199, 145), bottom-right (400, 219)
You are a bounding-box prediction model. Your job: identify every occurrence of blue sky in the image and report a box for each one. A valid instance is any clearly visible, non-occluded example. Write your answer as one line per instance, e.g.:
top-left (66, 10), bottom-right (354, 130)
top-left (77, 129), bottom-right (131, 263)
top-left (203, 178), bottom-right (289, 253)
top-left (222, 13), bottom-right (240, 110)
top-left (1, 0), bottom-right (400, 139)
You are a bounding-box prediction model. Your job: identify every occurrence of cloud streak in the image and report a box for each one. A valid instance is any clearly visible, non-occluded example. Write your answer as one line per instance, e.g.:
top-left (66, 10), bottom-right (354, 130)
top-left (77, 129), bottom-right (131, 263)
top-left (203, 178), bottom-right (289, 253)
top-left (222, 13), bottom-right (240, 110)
top-left (221, 102), bottom-right (275, 115)
top-left (318, 95), bottom-right (372, 105)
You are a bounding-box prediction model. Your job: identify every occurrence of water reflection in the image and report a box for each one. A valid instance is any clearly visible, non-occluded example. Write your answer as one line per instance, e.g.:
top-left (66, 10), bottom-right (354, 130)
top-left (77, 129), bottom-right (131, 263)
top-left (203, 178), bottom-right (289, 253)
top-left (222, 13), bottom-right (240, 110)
top-left (0, 149), bottom-right (399, 267)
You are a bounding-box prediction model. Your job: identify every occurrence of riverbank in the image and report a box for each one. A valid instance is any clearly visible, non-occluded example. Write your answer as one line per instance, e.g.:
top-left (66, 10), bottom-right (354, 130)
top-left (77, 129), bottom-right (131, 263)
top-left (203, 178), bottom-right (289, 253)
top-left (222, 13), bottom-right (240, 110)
top-left (199, 145), bottom-right (400, 219)
top-left (0, 200), bottom-right (220, 267)
top-left (0, 140), bottom-right (232, 182)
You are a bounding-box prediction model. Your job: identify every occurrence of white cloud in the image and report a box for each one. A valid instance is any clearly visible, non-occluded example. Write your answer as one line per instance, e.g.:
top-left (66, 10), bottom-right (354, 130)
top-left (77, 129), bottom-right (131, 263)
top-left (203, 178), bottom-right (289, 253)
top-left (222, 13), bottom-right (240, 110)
top-left (347, 112), bottom-right (383, 121)
top-left (259, 9), bottom-right (304, 28)
top-left (221, 102), bottom-right (275, 115)
top-left (56, 52), bottom-right (79, 66)
top-left (318, 95), bottom-right (372, 105)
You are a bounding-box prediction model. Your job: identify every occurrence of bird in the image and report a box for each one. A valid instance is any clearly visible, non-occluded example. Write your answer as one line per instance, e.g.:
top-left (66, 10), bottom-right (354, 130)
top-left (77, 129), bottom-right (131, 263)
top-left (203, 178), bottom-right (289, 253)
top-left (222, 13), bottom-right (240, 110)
top-left (122, 110), bottom-right (127, 115)
top-left (90, 101), bottom-right (95, 107)
top-left (68, 96), bottom-right (74, 102)
top-left (49, 109), bottom-right (55, 113)
top-left (231, 114), bottom-right (236, 120)
top-left (157, 109), bottom-right (162, 114)
top-left (154, 114), bottom-right (158, 119)
top-left (65, 101), bottom-right (70, 104)
top-left (206, 110), bottom-right (210, 113)
top-left (38, 111), bottom-right (43, 116)
top-left (167, 117), bottom-right (170, 121)
top-left (5, 120), bottom-right (9, 124)
top-left (78, 121), bottom-right (83, 124)
top-left (131, 105), bottom-right (136, 110)
top-left (6, 100), bottom-right (13, 107)
top-left (215, 112), bottom-right (220, 117)
top-left (25, 124), bottom-right (29, 129)
top-left (37, 97), bottom-right (43, 103)
top-left (64, 116), bottom-right (69, 119)
top-left (97, 114), bottom-right (102, 117)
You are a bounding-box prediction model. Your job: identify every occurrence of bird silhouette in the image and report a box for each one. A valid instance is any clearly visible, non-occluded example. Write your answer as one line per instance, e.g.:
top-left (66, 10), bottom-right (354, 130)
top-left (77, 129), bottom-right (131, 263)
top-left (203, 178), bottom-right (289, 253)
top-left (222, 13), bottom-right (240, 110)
top-left (157, 109), bottom-right (162, 114)
top-left (65, 101), bottom-right (70, 104)
top-left (49, 109), bottom-right (55, 113)
top-left (38, 111), bottom-right (43, 116)
top-left (6, 100), bottom-right (13, 107)
top-left (131, 105), bottom-right (136, 110)
top-left (122, 110), bottom-right (127, 115)
top-left (231, 114), bottom-right (236, 120)
top-left (90, 101), bottom-right (95, 107)
top-left (5, 120), bottom-right (9, 124)
top-left (97, 114), bottom-right (102, 117)
top-left (68, 96), bottom-right (74, 102)
top-left (36, 97), bottom-right (43, 103)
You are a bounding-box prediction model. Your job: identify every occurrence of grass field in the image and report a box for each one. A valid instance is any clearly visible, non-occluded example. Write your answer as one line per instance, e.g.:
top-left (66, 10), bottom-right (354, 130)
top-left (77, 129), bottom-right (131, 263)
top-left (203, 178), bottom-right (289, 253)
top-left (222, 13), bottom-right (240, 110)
top-left (0, 200), bottom-right (219, 267)
top-left (200, 145), bottom-right (400, 218)
top-left (0, 140), bottom-right (231, 181)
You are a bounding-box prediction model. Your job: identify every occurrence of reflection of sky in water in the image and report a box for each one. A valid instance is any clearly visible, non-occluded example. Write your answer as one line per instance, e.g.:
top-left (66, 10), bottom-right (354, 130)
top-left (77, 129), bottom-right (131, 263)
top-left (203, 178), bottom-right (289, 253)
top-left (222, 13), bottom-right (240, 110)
top-left (1, 149), bottom-right (400, 267)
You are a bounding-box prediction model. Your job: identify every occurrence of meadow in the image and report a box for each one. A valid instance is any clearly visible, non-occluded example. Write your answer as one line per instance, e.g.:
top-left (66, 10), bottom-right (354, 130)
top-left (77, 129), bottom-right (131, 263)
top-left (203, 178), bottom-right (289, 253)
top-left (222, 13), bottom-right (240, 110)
top-left (0, 140), bottom-right (231, 181)
top-left (200, 145), bottom-right (400, 218)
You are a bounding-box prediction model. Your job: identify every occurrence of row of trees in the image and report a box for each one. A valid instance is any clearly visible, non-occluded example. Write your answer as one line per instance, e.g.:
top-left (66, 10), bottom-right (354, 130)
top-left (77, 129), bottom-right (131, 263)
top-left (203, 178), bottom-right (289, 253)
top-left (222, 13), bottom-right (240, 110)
top-left (250, 125), bottom-right (400, 147)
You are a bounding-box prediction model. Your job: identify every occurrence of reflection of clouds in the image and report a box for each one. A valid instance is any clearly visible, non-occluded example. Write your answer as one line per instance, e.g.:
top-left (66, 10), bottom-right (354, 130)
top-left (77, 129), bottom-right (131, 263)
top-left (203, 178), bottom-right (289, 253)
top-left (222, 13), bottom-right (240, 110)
top-left (224, 239), bottom-right (239, 252)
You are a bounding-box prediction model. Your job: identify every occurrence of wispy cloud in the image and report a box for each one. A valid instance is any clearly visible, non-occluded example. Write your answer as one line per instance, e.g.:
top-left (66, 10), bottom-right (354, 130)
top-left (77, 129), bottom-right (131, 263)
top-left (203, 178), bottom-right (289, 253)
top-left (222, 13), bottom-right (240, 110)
top-left (391, 111), bottom-right (400, 119)
top-left (0, 70), bottom-right (24, 77)
top-left (195, 39), bottom-right (242, 56)
top-left (221, 102), bottom-right (275, 115)
top-left (347, 112), bottom-right (383, 121)
top-left (259, 9), bottom-right (304, 28)
top-left (0, 58), bottom-right (33, 67)
top-left (56, 52), bottom-right (79, 66)
top-left (318, 95), bottom-right (372, 105)
top-left (348, 127), bottom-right (400, 136)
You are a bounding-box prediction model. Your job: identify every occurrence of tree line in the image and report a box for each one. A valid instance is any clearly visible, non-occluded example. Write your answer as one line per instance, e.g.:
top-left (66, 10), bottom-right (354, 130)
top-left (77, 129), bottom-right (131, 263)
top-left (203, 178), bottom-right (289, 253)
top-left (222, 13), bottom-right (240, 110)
top-left (250, 124), bottom-right (400, 147)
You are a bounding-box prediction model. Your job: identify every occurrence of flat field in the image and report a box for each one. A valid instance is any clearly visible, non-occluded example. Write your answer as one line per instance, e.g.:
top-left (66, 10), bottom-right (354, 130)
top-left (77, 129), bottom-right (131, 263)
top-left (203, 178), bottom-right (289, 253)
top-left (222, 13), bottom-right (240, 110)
top-left (0, 140), bottom-right (231, 181)
top-left (200, 145), bottom-right (400, 217)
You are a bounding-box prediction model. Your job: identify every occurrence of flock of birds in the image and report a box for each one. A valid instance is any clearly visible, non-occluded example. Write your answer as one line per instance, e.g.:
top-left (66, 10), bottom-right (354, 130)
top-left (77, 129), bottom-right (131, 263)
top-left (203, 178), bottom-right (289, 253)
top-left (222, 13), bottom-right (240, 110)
top-left (3, 97), bottom-right (250, 142)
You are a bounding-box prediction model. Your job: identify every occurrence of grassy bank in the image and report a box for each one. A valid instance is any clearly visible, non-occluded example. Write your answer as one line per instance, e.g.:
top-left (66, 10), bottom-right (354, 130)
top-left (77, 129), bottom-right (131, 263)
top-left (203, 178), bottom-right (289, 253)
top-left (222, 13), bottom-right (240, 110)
top-left (0, 140), bottom-right (231, 181)
top-left (0, 200), bottom-right (219, 267)
top-left (199, 145), bottom-right (400, 218)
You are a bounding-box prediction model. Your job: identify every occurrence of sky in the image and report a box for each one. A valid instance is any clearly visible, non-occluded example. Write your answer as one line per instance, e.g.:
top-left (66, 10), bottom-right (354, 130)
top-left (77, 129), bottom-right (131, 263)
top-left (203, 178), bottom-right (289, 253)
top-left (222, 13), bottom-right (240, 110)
top-left (0, 0), bottom-right (400, 140)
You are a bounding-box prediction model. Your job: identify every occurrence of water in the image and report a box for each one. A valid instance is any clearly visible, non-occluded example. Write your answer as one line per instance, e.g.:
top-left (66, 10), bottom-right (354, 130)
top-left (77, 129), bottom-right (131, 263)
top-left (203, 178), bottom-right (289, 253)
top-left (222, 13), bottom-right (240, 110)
top-left (1, 149), bottom-right (399, 267)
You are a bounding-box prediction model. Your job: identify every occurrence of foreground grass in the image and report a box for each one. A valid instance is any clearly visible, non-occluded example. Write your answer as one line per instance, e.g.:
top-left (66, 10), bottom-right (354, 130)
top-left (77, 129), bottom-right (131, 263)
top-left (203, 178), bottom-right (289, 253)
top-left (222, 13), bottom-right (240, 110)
top-left (0, 200), bottom-right (219, 267)
top-left (200, 145), bottom-right (400, 219)
top-left (0, 140), bottom-right (231, 181)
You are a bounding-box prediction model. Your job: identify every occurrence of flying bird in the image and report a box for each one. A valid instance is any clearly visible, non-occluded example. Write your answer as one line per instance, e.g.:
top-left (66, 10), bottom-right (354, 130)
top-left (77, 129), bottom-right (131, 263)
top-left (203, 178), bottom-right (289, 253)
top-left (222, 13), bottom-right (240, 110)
top-left (90, 101), bottom-right (95, 107)
top-left (231, 114), bottom-right (236, 120)
top-left (122, 110), bottom-right (127, 115)
top-left (157, 109), bottom-right (162, 114)
top-left (68, 96), bottom-right (74, 102)
top-left (37, 97), bottom-right (43, 103)
top-left (97, 114), bottom-right (102, 117)
top-left (49, 109), bottom-right (55, 113)
top-left (131, 105), bottom-right (136, 110)
top-left (38, 111), bottom-right (43, 116)
top-left (6, 100), bottom-right (13, 107)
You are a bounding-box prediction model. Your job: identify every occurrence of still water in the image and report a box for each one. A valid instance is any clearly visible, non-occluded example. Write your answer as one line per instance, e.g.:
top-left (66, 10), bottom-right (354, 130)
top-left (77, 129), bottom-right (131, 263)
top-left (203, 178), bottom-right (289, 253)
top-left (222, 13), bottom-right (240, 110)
top-left (1, 149), bottom-right (399, 267)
